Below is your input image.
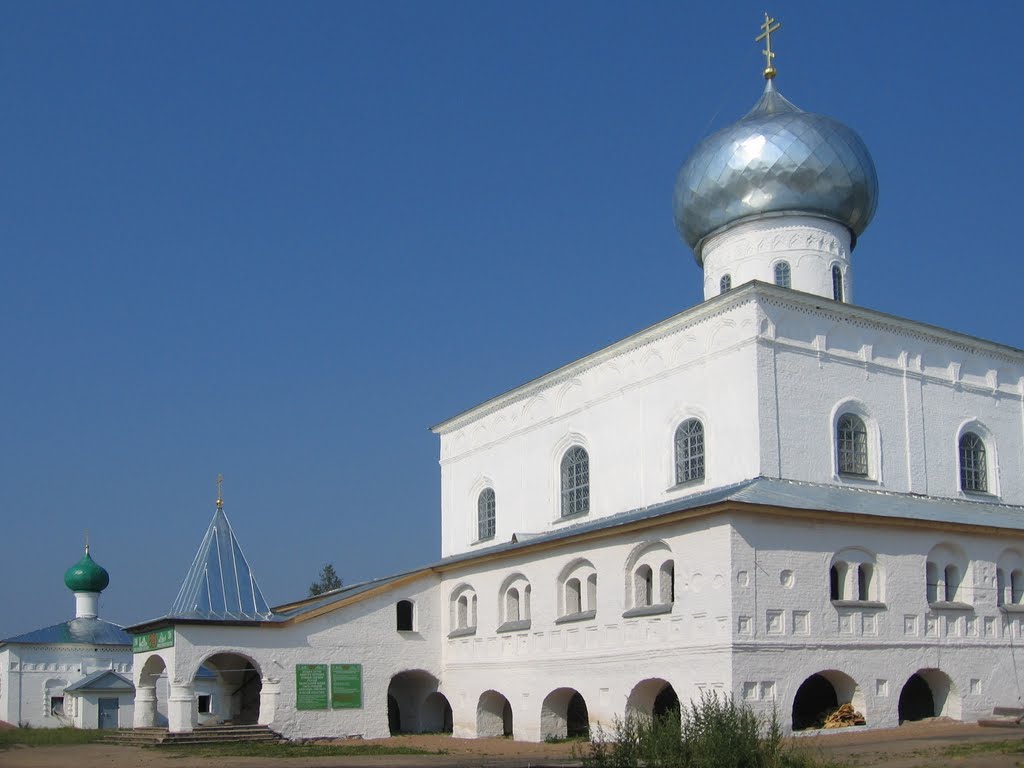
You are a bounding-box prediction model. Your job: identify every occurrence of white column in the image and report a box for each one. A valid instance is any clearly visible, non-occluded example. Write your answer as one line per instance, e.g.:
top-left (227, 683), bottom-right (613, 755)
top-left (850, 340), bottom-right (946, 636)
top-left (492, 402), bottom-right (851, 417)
top-left (167, 682), bottom-right (195, 733)
top-left (133, 686), bottom-right (158, 728)
top-left (257, 678), bottom-right (280, 727)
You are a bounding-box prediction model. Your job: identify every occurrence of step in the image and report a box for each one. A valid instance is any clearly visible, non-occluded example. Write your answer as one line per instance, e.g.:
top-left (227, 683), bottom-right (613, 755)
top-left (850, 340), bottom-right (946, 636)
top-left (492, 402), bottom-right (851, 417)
top-left (978, 718), bottom-right (1024, 728)
top-left (993, 706), bottom-right (1024, 718)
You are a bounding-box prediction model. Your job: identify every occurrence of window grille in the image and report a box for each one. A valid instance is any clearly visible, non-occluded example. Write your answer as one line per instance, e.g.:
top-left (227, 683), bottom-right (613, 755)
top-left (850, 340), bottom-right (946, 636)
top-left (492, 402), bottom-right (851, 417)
top-left (477, 488), bottom-right (496, 540)
top-left (837, 414), bottom-right (868, 476)
top-left (720, 274), bottom-right (732, 294)
top-left (560, 447), bottom-right (590, 517)
top-left (959, 432), bottom-right (987, 492)
top-left (832, 265), bottom-right (844, 302)
top-left (774, 261), bottom-right (791, 288)
top-left (675, 419), bottom-right (705, 484)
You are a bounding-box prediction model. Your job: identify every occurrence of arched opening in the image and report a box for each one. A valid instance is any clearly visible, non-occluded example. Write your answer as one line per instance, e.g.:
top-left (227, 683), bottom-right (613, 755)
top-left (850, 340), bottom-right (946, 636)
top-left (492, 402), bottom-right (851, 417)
top-left (423, 692), bottom-right (453, 733)
top-left (477, 690), bottom-right (514, 738)
top-left (541, 687), bottom-right (589, 740)
top-left (791, 671), bottom-right (862, 731)
top-left (634, 565), bottom-right (653, 607)
top-left (388, 670), bottom-right (447, 735)
top-left (134, 654), bottom-right (169, 728)
top-left (197, 652), bottom-right (262, 725)
top-left (898, 674), bottom-right (934, 723)
top-left (626, 678), bottom-right (679, 719)
top-left (899, 669), bottom-right (960, 722)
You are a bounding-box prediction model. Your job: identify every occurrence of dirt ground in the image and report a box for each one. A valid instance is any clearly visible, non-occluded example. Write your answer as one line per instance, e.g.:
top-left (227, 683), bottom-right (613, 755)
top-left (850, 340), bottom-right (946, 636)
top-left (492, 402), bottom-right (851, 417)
top-left (4, 721), bottom-right (1024, 768)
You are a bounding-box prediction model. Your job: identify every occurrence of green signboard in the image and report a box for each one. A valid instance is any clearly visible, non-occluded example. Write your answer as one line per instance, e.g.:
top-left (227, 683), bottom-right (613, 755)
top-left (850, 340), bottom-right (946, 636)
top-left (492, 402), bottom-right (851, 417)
top-left (132, 628), bottom-right (174, 653)
top-left (331, 664), bottom-right (363, 709)
top-left (295, 665), bottom-right (329, 710)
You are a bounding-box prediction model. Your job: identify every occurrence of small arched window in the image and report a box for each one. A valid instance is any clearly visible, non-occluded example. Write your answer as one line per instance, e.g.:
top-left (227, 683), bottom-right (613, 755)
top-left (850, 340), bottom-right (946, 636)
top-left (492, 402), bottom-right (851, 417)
top-left (720, 274), bottom-right (732, 294)
top-left (1012, 570), bottom-right (1024, 604)
top-left (925, 561), bottom-right (939, 603)
top-left (832, 265), bottom-right (844, 302)
top-left (829, 563), bottom-right (845, 600)
top-left (774, 261), bottom-right (791, 288)
top-left (857, 564), bottom-right (873, 601)
top-left (561, 446), bottom-right (590, 517)
top-left (836, 413), bottom-right (868, 477)
top-left (959, 432), bottom-right (987, 493)
top-left (944, 565), bottom-right (960, 602)
top-left (396, 599), bottom-right (414, 631)
top-left (477, 488), bottom-right (496, 540)
top-left (674, 419), bottom-right (705, 484)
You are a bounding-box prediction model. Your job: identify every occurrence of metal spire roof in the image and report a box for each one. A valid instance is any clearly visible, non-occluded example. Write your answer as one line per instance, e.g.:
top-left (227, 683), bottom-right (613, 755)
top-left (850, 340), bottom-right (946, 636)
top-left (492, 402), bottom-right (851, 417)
top-left (169, 505), bottom-right (272, 621)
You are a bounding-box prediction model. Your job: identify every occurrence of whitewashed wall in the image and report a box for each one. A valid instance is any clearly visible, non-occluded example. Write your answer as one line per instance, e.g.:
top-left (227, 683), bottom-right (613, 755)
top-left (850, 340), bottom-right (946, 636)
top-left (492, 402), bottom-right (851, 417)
top-left (0, 644), bottom-right (132, 728)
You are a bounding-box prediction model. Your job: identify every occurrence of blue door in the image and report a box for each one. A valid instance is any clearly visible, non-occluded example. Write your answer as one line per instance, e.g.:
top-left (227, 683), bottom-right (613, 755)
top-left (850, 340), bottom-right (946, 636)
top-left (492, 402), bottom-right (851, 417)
top-left (98, 698), bottom-right (119, 729)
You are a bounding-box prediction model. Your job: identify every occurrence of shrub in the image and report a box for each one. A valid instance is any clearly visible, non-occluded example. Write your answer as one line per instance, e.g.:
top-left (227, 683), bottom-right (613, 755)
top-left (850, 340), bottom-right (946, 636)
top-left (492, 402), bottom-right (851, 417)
top-left (586, 691), bottom-right (835, 768)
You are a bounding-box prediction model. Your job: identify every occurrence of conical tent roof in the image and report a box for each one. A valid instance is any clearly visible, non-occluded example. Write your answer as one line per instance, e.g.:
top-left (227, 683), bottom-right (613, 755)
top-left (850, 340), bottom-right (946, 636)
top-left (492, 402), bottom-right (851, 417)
top-left (170, 506), bottom-right (272, 621)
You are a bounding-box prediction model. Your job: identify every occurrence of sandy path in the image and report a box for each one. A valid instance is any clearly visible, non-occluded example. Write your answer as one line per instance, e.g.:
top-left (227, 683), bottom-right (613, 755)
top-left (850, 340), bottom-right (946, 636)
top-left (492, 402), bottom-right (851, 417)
top-left (4, 722), bottom-right (1024, 768)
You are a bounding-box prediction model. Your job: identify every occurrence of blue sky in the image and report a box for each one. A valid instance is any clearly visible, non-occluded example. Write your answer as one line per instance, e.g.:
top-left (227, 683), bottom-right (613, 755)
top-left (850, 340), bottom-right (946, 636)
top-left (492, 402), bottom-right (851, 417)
top-left (2, 2), bottom-right (1022, 638)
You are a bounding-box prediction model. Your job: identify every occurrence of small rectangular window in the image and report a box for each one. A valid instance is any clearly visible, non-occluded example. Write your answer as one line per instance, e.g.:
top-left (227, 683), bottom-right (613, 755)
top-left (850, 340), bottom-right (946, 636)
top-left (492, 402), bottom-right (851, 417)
top-left (197, 694), bottom-right (212, 714)
top-left (50, 696), bottom-right (64, 717)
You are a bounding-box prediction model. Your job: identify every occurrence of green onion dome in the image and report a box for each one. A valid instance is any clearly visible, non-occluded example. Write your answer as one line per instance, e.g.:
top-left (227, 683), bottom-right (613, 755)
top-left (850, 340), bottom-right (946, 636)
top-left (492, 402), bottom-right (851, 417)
top-left (64, 547), bottom-right (110, 593)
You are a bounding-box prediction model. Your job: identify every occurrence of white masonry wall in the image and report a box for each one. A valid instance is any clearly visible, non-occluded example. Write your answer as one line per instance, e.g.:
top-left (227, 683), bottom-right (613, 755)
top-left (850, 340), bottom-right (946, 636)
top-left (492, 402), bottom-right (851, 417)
top-left (731, 512), bottom-right (1024, 729)
top-left (757, 293), bottom-right (1024, 503)
top-left (135, 573), bottom-right (441, 740)
top-left (437, 297), bottom-right (764, 558)
top-left (438, 518), bottom-right (735, 740)
top-left (0, 643), bottom-right (132, 728)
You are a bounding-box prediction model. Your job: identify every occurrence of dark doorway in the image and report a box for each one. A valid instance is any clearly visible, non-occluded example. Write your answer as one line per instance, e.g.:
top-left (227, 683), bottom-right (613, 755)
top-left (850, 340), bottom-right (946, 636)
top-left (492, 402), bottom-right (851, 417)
top-left (898, 674), bottom-right (935, 722)
top-left (567, 692), bottom-right (589, 738)
top-left (653, 685), bottom-right (680, 719)
top-left (792, 674), bottom-right (838, 730)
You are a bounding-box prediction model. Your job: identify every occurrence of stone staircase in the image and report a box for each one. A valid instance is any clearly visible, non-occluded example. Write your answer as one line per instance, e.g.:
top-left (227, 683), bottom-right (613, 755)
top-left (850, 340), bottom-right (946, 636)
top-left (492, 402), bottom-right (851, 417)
top-left (979, 706), bottom-right (1024, 728)
top-left (104, 724), bottom-right (284, 746)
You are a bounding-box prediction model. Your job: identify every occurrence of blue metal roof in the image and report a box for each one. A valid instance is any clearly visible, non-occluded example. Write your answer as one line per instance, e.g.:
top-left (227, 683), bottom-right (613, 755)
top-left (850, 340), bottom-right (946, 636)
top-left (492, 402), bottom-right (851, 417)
top-left (168, 505), bottom-right (272, 622)
top-left (64, 669), bottom-right (134, 693)
top-left (1, 617), bottom-right (131, 647)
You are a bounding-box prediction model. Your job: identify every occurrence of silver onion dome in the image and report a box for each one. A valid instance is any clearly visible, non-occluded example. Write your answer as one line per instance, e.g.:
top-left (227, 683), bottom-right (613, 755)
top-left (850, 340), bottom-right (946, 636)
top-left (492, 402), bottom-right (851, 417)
top-left (673, 80), bottom-right (878, 262)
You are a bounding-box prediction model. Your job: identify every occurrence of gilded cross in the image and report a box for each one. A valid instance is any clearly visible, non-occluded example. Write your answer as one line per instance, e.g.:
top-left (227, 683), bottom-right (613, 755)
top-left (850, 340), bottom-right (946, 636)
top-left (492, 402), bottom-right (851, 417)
top-left (216, 474), bottom-right (224, 510)
top-left (755, 12), bottom-right (781, 80)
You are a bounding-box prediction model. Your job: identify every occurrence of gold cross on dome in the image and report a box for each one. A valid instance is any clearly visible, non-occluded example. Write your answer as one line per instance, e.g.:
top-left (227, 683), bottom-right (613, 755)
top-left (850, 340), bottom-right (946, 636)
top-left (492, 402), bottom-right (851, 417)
top-left (755, 12), bottom-right (781, 80)
top-left (216, 474), bottom-right (224, 510)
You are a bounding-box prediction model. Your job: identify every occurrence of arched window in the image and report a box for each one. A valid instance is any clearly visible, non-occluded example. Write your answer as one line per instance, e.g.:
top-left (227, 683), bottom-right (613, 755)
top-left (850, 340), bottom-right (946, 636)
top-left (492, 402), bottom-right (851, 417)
top-left (675, 419), bottom-right (705, 484)
top-left (634, 565), bottom-right (653, 608)
top-left (558, 559), bottom-right (597, 620)
top-left (505, 587), bottom-right (520, 622)
top-left (561, 446), bottom-right (590, 517)
top-left (832, 265), bottom-right (844, 302)
top-left (836, 413), bottom-right (868, 476)
top-left (477, 488), bottom-right (496, 540)
top-left (774, 261), bottom-right (791, 288)
top-left (499, 575), bottom-right (532, 629)
top-left (396, 599), bottom-right (414, 631)
top-left (944, 565), bottom-right (960, 602)
top-left (925, 561), bottom-right (939, 603)
top-left (858, 564), bottom-right (873, 601)
top-left (927, 543), bottom-right (969, 605)
top-left (449, 585), bottom-right (478, 634)
top-left (720, 274), bottom-right (732, 294)
top-left (830, 550), bottom-right (881, 603)
top-left (959, 432), bottom-right (987, 492)
top-left (829, 563), bottom-right (846, 600)
top-left (660, 561), bottom-right (675, 604)
top-left (1013, 570), bottom-right (1024, 604)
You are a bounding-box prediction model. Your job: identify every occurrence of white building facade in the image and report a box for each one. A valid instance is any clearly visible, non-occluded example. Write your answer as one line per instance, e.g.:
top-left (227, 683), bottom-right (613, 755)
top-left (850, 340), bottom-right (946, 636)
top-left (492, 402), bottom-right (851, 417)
top-left (126, 64), bottom-right (1024, 741)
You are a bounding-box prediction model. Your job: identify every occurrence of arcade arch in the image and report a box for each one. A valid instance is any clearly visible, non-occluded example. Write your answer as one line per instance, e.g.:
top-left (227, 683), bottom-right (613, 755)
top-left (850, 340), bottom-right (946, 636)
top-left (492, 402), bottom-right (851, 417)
top-left (898, 669), bottom-right (960, 722)
top-left (791, 670), bottom-right (863, 731)
top-left (541, 687), bottom-right (589, 739)
top-left (195, 651), bottom-right (262, 725)
top-left (388, 670), bottom-right (451, 734)
top-left (477, 690), bottom-right (514, 737)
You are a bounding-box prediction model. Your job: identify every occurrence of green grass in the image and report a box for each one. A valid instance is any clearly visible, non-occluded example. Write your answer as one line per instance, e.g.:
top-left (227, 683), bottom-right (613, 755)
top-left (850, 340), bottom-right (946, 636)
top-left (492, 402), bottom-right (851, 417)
top-left (0, 727), bottom-right (107, 749)
top-left (942, 738), bottom-right (1024, 757)
top-left (162, 741), bottom-right (439, 758)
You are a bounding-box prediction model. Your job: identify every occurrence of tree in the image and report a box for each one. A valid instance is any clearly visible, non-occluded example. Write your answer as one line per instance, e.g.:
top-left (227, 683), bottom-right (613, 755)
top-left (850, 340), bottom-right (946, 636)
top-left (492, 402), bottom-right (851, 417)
top-left (309, 563), bottom-right (343, 596)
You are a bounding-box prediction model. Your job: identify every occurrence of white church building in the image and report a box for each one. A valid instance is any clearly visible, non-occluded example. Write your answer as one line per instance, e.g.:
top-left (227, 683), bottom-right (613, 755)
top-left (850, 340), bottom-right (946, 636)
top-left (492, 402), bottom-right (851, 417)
top-left (126, 38), bottom-right (1024, 741)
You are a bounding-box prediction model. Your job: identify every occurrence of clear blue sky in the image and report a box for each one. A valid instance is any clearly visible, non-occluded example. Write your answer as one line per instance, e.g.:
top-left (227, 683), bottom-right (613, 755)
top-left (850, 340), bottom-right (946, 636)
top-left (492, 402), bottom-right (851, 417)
top-left (2, 2), bottom-right (1021, 638)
